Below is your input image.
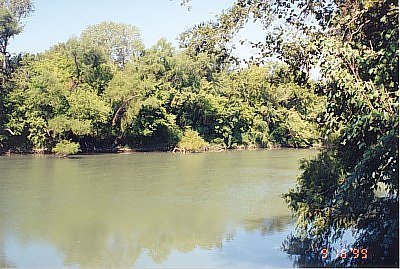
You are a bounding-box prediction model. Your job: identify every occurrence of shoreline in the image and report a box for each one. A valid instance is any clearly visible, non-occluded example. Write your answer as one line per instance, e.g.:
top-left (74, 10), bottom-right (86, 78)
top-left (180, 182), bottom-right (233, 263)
top-left (0, 144), bottom-right (324, 157)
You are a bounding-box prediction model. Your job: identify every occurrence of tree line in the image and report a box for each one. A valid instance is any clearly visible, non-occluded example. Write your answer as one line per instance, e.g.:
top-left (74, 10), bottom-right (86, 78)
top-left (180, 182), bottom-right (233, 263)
top-left (0, 18), bottom-right (323, 155)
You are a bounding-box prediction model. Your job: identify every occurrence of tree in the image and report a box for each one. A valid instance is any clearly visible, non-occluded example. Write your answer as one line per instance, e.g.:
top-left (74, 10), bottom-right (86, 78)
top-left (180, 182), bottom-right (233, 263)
top-left (52, 37), bottom-right (114, 93)
top-left (0, 0), bottom-right (33, 72)
top-left (0, 0), bottom-right (34, 20)
top-left (0, 9), bottom-right (19, 72)
top-left (0, 0), bottom-right (33, 151)
top-left (181, 0), bottom-right (398, 266)
top-left (81, 21), bottom-right (144, 67)
top-left (7, 42), bottom-right (113, 152)
top-left (284, 1), bottom-right (399, 266)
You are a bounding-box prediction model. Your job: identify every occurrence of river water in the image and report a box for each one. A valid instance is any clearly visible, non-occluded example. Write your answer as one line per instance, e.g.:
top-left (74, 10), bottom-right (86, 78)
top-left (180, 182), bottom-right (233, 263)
top-left (0, 149), bottom-right (317, 268)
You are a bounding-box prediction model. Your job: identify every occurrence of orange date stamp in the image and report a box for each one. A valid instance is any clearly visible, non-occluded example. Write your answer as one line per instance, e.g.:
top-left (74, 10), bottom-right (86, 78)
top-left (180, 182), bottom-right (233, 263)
top-left (321, 248), bottom-right (368, 259)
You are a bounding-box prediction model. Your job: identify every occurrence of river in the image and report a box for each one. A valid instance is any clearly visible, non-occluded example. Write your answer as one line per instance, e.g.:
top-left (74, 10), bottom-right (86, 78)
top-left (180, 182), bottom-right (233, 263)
top-left (0, 149), bottom-right (317, 268)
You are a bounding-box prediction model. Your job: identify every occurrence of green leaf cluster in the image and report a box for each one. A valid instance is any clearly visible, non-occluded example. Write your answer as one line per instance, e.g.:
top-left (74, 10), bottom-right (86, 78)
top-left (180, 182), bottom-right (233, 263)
top-left (52, 139), bottom-right (80, 156)
top-left (177, 128), bottom-right (209, 152)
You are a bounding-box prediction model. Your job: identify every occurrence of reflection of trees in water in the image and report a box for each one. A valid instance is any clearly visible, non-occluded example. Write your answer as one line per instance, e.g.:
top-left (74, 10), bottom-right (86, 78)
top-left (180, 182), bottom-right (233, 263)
top-left (1, 208), bottom-right (230, 267)
top-left (282, 234), bottom-right (328, 268)
top-left (282, 235), bottom-right (368, 268)
top-left (28, 206), bottom-right (230, 267)
top-left (282, 232), bottom-right (398, 268)
top-left (0, 234), bottom-right (15, 268)
top-left (0, 210), bottom-right (294, 267)
top-left (0, 151), bottom-right (313, 267)
top-left (0, 257), bottom-right (14, 268)
top-left (59, 230), bottom-right (143, 267)
top-left (242, 215), bottom-right (293, 236)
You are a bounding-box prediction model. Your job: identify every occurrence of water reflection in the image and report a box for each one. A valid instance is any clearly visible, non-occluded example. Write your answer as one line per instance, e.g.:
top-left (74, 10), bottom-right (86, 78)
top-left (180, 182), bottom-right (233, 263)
top-left (242, 215), bottom-right (293, 236)
top-left (0, 150), bottom-right (317, 267)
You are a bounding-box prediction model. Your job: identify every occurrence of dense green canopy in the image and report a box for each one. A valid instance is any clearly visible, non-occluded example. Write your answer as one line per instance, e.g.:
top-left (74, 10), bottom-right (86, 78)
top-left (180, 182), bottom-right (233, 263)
top-left (1, 23), bottom-right (322, 153)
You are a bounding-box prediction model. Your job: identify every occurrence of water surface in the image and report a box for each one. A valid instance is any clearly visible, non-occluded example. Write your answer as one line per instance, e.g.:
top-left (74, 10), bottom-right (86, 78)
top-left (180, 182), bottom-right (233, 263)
top-left (0, 149), bottom-right (317, 268)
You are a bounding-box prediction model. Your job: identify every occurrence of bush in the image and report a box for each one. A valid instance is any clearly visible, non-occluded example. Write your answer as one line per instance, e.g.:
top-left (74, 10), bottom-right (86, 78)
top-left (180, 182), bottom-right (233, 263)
top-left (177, 128), bottom-right (208, 152)
top-left (53, 140), bottom-right (80, 156)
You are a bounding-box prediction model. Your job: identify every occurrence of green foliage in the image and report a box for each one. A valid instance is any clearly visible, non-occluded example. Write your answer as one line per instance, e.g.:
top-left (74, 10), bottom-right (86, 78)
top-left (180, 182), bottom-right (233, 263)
top-left (81, 21), bottom-right (144, 67)
top-left (0, 0), bottom-right (34, 152)
top-left (179, 3), bottom-right (250, 69)
top-left (66, 86), bottom-right (110, 125)
top-left (48, 116), bottom-right (91, 137)
top-left (6, 38), bottom-right (113, 152)
top-left (177, 128), bottom-right (208, 152)
top-left (2, 17), bottom-right (323, 156)
top-left (126, 97), bottom-right (181, 150)
top-left (52, 37), bottom-right (114, 93)
top-left (102, 37), bottom-right (320, 150)
top-left (52, 139), bottom-right (80, 156)
top-left (242, 116), bottom-right (269, 147)
top-left (0, 8), bottom-right (21, 53)
top-left (273, 0), bottom-right (398, 266)
top-left (0, 0), bottom-right (34, 20)
top-left (182, 0), bottom-right (398, 266)
top-left (0, 0), bottom-right (34, 58)
top-left (220, 65), bottom-right (322, 148)
top-left (270, 108), bottom-right (317, 148)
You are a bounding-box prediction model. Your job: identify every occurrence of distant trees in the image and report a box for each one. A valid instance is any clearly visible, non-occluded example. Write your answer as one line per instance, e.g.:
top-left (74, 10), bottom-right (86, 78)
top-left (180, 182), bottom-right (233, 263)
top-left (1, 19), bottom-right (322, 154)
top-left (6, 40), bottom-right (113, 152)
top-left (81, 21), bottom-right (144, 67)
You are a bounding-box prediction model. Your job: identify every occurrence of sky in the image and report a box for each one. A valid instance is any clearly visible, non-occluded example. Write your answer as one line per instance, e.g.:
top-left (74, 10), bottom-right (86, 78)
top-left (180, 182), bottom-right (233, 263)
top-left (9, 0), bottom-right (265, 59)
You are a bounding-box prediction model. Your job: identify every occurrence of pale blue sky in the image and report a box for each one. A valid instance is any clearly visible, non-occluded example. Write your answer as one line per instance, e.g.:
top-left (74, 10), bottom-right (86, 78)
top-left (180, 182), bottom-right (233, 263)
top-left (9, 0), bottom-right (265, 59)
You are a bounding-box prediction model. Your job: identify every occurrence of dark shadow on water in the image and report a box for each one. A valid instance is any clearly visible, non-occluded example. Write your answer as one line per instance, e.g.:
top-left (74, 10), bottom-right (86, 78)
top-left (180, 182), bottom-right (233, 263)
top-left (281, 233), bottom-right (399, 268)
top-left (65, 156), bottom-right (84, 159)
top-left (282, 234), bottom-right (330, 268)
top-left (242, 215), bottom-right (293, 236)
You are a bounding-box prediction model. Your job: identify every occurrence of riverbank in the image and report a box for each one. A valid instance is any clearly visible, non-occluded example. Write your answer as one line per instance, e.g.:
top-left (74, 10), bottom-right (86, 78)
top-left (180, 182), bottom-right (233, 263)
top-left (0, 143), bottom-right (324, 157)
